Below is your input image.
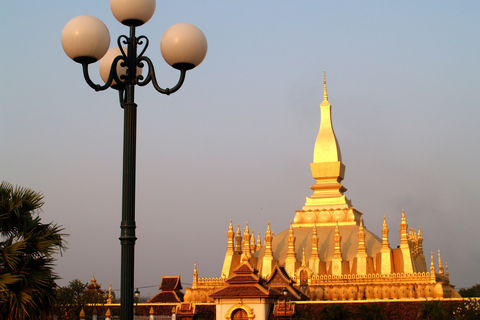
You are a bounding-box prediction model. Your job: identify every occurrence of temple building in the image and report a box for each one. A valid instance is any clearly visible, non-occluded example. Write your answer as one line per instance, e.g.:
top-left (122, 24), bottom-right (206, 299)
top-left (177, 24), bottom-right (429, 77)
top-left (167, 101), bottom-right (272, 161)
top-left (183, 74), bottom-right (460, 319)
top-left (85, 275), bottom-right (104, 295)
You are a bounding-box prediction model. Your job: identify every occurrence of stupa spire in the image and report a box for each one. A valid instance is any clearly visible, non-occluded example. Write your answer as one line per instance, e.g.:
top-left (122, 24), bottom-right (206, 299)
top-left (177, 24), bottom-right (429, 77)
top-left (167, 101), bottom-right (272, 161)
top-left (242, 222), bottom-right (252, 260)
top-left (107, 283), bottom-right (113, 304)
top-left (261, 221), bottom-right (274, 278)
top-left (193, 260), bottom-right (198, 287)
top-left (264, 221), bottom-right (273, 257)
top-left (430, 252), bottom-right (436, 281)
top-left (297, 72), bottom-right (355, 223)
top-left (285, 220), bottom-right (297, 277)
top-left (251, 230), bottom-right (256, 253)
top-left (313, 72), bottom-right (342, 163)
top-left (332, 222), bottom-right (343, 275)
top-left (227, 219), bottom-right (234, 253)
top-left (234, 224), bottom-right (242, 254)
top-left (438, 250), bottom-right (444, 275)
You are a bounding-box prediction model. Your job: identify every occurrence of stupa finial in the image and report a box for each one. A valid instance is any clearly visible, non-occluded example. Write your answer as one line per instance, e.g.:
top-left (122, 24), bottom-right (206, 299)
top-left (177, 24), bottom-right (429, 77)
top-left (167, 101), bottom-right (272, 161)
top-left (323, 70), bottom-right (328, 102)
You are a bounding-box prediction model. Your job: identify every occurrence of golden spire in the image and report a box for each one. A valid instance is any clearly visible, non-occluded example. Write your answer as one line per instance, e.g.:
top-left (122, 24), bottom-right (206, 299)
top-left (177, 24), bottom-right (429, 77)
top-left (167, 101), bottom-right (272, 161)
top-left (285, 220), bottom-right (297, 276)
top-left (438, 250), bottom-right (444, 275)
top-left (193, 260), bottom-right (198, 288)
top-left (311, 223), bottom-right (319, 259)
top-left (382, 215), bottom-right (390, 250)
top-left (107, 283), bottom-right (113, 304)
top-left (151, 307), bottom-right (155, 315)
top-left (301, 248), bottom-right (306, 267)
top-left (264, 221), bottom-right (273, 258)
top-left (333, 222), bottom-right (342, 260)
top-left (106, 308), bottom-right (111, 318)
top-left (234, 224), bottom-right (242, 254)
top-left (445, 261), bottom-right (449, 278)
top-left (300, 72), bottom-right (352, 218)
top-left (399, 209), bottom-right (409, 247)
top-left (332, 222), bottom-right (343, 275)
top-left (251, 230), bottom-right (256, 253)
top-left (357, 218), bottom-right (367, 255)
top-left (287, 220), bottom-right (296, 260)
top-left (227, 219), bottom-right (235, 253)
top-left (257, 231), bottom-right (261, 248)
top-left (313, 72), bottom-right (342, 163)
top-left (242, 222), bottom-right (252, 260)
top-left (430, 251), bottom-right (436, 280)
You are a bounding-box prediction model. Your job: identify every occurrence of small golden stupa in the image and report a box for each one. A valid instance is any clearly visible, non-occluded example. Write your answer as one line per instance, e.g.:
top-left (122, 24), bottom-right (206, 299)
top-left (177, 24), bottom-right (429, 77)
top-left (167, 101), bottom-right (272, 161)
top-left (185, 74), bottom-right (459, 306)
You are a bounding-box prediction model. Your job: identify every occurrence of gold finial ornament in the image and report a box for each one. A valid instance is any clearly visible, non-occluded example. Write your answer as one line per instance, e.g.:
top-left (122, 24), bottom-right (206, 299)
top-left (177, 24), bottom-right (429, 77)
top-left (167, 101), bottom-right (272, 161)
top-left (323, 70), bottom-right (328, 102)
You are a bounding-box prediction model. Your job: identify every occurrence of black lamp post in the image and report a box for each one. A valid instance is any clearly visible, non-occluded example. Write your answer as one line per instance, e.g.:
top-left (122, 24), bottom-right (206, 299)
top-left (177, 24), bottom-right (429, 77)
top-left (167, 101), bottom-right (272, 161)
top-left (282, 287), bottom-right (288, 320)
top-left (61, 1), bottom-right (207, 320)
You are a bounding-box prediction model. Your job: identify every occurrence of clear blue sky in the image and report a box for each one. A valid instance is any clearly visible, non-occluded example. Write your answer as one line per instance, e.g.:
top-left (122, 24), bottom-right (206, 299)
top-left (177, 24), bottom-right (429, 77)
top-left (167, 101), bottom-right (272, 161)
top-left (1, 1), bottom-right (479, 297)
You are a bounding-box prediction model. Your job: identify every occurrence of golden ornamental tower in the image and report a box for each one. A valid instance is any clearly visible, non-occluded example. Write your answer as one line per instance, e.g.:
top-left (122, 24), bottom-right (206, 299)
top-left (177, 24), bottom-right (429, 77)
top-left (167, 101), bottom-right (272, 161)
top-left (294, 72), bottom-right (361, 226)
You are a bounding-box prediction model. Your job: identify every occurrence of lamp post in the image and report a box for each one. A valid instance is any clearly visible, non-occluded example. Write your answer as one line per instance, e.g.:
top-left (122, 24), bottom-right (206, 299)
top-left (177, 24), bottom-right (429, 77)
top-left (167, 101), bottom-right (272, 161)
top-left (282, 287), bottom-right (288, 320)
top-left (134, 288), bottom-right (140, 317)
top-left (61, 1), bottom-right (207, 320)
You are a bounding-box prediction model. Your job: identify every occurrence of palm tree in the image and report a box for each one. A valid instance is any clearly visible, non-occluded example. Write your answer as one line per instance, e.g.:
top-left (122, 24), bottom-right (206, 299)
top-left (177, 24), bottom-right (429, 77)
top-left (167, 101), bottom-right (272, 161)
top-left (0, 181), bottom-right (67, 319)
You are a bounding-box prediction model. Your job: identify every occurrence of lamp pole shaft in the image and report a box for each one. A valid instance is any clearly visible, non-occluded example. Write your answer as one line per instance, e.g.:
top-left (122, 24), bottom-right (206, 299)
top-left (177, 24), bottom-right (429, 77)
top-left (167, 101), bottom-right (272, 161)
top-left (120, 25), bottom-right (138, 320)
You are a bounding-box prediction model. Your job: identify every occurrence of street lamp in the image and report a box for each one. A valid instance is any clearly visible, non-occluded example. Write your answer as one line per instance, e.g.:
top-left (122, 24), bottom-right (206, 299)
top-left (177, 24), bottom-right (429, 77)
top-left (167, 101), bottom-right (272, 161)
top-left (134, 288), bottom-right (140, 316)
top-left (282, 287), bottom-right (288, 320)
top-left (61, 1), bottom-right (207, 320)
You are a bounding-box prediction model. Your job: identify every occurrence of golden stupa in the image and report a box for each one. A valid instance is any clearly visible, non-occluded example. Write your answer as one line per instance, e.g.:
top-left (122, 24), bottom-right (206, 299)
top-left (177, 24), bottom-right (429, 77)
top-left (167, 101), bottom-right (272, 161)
top-left (185, 74), bottom-right (459, 304)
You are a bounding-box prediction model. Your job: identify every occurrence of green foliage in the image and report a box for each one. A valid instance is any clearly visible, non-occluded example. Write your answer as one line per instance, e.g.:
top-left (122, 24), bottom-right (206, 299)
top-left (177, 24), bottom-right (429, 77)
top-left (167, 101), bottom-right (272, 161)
top-left (55, 279), bottom-right (107, 319)
top-left (417, 299), bottom-right (480, 320)
top-left (320, 304), bottom-right (353, 320)
top-left (417, 300), bottom-right (446, 320)
top-left (0, 181), bottom-right (67, 319)
top-left (459, 284), bottom-right (480, 298)
top-left (452, 299), bottom-right (480, 320)
top-left (354, 303), bottom-right (387, 320)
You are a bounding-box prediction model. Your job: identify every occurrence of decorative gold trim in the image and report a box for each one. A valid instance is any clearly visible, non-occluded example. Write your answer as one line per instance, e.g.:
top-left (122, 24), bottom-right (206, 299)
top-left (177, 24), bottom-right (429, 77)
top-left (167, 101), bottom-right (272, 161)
top-left (224, 299), bottom-right (255, 320)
